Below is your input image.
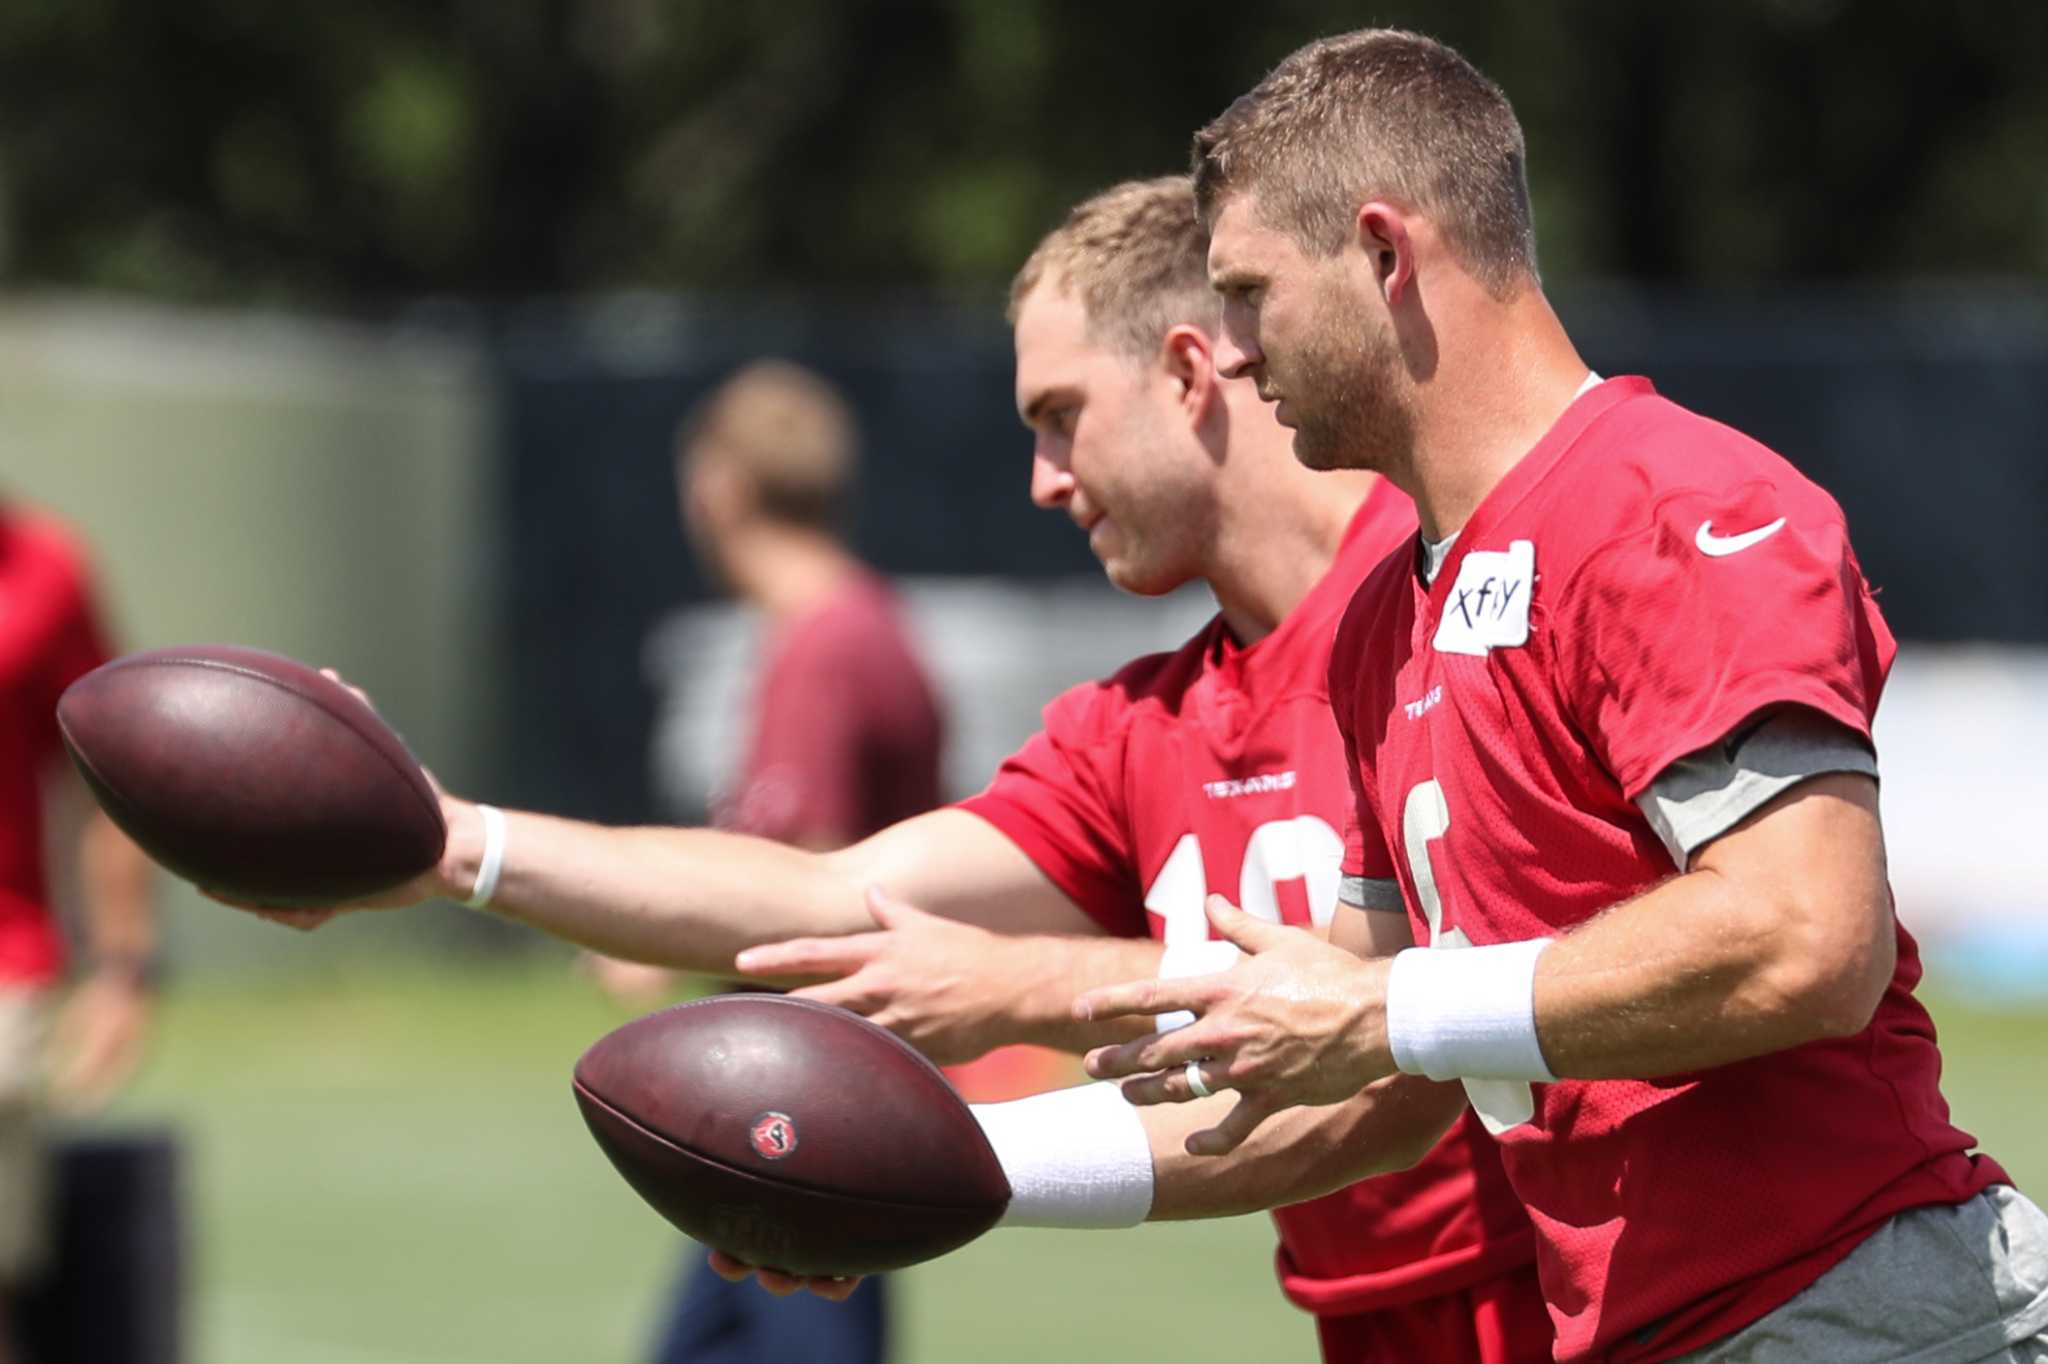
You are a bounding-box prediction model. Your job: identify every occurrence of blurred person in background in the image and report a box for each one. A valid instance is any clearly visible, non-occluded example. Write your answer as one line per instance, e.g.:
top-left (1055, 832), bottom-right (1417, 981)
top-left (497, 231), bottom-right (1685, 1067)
top-left (670, 360), bottom-right (945, 865)
top-left (592, 360), bottom-right (946, 1364)
top-left (0, 499), bottom-right (157, 1364)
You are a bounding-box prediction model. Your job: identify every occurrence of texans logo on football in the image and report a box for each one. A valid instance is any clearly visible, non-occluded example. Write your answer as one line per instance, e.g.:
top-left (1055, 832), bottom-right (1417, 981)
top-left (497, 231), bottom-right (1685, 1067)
top-left (748, 1111), bottom-right (798, 1160)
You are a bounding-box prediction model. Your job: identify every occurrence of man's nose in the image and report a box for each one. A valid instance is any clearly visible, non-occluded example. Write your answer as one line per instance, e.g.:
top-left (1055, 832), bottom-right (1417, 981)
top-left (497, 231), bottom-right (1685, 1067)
top-left (1213, 322), bottom-right (1258, 380)
top-left (1029, 447), bottom-right (1073, 509)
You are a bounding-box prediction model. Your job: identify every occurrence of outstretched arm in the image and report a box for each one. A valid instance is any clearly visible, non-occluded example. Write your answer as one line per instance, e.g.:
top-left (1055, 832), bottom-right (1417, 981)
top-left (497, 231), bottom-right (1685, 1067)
top-left (733, 887), bottom-right (1159, 1060)
top-left (714, 1068), bottom-right (1465, 1299)
top-left (260, 799), bottom-right (1103, 979)
top-left (728, 888), bottom-right (1370, 1064)
top-left (1139, 1073), bottom-right (1462, 1218)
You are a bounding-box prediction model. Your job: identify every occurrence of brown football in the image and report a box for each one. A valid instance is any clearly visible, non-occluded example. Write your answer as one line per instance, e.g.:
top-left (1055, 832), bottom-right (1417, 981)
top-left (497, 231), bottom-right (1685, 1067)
top-left (573, 994), bottom-right (1012, 1277)
top-left (55, 646), bottom-right (445, 906)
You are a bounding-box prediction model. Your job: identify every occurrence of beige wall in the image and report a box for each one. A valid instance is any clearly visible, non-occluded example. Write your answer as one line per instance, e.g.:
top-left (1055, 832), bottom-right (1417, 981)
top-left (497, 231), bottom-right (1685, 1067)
top-left (1, 296), bottom-right (500, 969)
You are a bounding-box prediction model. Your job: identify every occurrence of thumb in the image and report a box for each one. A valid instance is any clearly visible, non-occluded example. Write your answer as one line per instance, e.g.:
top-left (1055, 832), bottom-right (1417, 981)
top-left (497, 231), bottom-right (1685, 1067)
top-left (1204, 895), bottom-right (1286, 953)
top-left (1187, 1089), bottom-right (1282, 1157)
top-left (864, 884), bottom-right (930, 929)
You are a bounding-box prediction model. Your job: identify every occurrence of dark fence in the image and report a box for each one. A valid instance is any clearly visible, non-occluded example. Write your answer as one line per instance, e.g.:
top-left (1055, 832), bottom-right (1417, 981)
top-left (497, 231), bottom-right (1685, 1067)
top-left (489, 286), bottom-right (2048, 824)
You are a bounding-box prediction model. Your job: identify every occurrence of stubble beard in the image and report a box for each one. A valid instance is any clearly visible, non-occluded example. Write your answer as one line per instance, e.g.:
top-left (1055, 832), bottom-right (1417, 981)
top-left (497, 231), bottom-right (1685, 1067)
top-left (1285, 305), bottom-right (1412, 475)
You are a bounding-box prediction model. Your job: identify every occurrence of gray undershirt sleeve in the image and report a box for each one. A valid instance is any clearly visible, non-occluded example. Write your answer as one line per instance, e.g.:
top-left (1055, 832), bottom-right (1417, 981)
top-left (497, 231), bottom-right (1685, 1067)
top-left (1339, 875), bottom-right (1405, 912)
top-left (1636, 708), bottom-right (1879, 870)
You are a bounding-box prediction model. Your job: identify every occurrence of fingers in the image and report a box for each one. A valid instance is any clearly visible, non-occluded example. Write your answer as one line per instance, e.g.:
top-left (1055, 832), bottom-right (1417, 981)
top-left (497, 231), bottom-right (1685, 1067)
top-left (734, 935), bottom-right (882, 979)
top-left (1204, 894), bottom-right (1289, 952)
top-left (1074, 974), bottom-right (1214, 1024)
top-left (1186, 1090), bottom-right (1284, 1157)
top-left (319, 668), bottom-right (375, 711)
top-left (50, 1055), bottom-right (125, 1115)
top-left (1081, 1023), bottom-right (1219, 1083)
top-left (756, 1269), bottom-right (860, 1301)
top-left (48, 992), bottom-right (146, 1114)
top-left (251, 908), bottom-right (336, 932)
top-left (785, 977), bottom-right (875, 1015)
top-left (753, 1268), bottom-right (805, 1297)
top-left (707, 1251), bottom-right (756, 1283)
top-left (709, 1253), bottom-right (799, 1296)
top-left (705, 1251), bottom-right (860, 1302)
top-left (203, 887), bottom-right (339, 930)
top-left (1113, 1056), bottom-right (1232, 1107)
top-left (862, 884), bottom-right (930, 928)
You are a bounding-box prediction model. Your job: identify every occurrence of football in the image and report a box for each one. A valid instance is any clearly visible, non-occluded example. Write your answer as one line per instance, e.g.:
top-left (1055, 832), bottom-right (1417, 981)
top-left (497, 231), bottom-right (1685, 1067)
top-left (573, 994), bottom-right (1012, 1276)
top-left (55, 645), bottom-right (446, 906)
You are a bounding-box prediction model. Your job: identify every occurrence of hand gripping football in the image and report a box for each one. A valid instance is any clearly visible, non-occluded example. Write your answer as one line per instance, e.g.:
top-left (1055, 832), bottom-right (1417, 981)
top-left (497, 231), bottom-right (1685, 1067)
top-left (55, 646), bottom-right (445, 906)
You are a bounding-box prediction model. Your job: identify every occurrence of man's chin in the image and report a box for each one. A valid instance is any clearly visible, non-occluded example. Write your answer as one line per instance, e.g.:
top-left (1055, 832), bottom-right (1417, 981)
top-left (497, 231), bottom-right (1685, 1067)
top-left (1103, 557), bottom-right (1182, 599)
top-left (1289, 429), bottom-right (1347, 471)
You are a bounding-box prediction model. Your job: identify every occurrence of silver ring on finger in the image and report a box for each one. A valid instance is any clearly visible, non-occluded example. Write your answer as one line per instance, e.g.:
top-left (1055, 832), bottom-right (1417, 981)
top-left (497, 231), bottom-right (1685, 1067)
top-left (1184, 1059), bottom-right (1214, 1099)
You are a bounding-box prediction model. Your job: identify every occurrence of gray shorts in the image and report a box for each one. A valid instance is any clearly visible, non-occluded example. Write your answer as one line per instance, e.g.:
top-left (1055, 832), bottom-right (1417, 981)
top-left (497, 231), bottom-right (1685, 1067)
top-left (1674, 1185), bottom-right (2048, 1364)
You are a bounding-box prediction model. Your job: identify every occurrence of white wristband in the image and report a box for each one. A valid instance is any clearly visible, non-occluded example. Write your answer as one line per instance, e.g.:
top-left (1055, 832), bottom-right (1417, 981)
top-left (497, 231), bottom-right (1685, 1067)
top-left (1385, 938), bottom-right (1557, 1083)
top-left (464, 804), bottom-right (507, 910)
top-left (1154, 939), bottom-right (1242, 1033)
top-left (971, 1082), bottom-right (1154, 1229)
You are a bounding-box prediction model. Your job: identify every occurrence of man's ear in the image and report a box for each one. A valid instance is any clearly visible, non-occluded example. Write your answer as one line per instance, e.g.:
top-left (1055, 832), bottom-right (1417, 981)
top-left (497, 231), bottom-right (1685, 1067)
top-left (1356, 201), bottom-right (1416, 306)
top-left (686, 456), bottom-right (751, 530)
top-left (1158, 323), bottom-right (1219, 425)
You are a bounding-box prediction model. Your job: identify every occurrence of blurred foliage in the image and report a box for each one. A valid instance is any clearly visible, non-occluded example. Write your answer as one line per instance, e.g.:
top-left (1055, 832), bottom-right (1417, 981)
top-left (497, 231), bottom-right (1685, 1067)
top-left (0, 0), bottom-right (2043, 303)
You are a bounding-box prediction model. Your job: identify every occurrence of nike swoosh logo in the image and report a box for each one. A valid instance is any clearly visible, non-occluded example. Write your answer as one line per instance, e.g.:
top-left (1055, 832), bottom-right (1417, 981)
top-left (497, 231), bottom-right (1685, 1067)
top-left (1696, 517), bottom-right (1787, 557)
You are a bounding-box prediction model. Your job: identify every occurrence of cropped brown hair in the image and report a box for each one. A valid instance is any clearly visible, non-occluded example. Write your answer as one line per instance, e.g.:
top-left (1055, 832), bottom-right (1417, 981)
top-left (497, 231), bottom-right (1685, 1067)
top-left (1193, 29), bottom-right (1536, 297)
top-left (679, 360), bottom-right (857, 529)
top-left (1008, 175), bottom-right (1216, 360)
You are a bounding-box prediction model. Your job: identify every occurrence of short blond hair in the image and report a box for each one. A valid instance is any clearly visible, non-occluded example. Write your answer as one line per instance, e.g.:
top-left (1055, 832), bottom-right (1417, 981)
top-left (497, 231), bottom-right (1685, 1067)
top-left (679, 360), bottom-right (857, 528)
top-left (1193, 29), bottom-right (1536, 297)
top-left (1007, 175), bottom-right (1216, 360)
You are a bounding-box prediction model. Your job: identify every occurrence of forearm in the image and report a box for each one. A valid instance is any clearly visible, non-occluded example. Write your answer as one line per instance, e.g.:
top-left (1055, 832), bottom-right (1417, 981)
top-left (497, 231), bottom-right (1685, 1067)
top-left (449, 806), bottom-right (868, 973)
top-left (1533, 774), bottom-right (1893, 1078)
top-left (976, 1073), bottom-right (1462, 1230)
top-left (1143, 1074), bottom-right (1463, 1220)
top-left (1534, 877), bottom-right (1887, 1077)
top-left (78, 811), bottom-right (156, 971)
top-left (443, 804), bottom-right (1096, 983)
top-left (979, 935), bottom-right (1163, 1053)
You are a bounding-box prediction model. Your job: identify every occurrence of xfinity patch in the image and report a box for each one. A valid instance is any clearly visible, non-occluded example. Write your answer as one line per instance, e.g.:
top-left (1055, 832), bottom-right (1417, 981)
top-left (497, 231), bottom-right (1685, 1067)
top-left (1433, 540), bottom-right (1534, 657)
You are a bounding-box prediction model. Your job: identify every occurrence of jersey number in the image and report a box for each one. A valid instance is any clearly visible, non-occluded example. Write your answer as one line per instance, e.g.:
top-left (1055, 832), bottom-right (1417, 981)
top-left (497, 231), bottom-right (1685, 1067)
top-left (1402, 780), bottom-right (1536, 1136)
top-left (1142, 816), bottom-right (1343, 949)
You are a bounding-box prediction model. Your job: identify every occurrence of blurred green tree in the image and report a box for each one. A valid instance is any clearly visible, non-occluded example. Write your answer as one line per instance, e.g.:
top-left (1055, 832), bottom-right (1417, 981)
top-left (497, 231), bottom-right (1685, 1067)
top-left (0, 0), bottom-right (2041, 303)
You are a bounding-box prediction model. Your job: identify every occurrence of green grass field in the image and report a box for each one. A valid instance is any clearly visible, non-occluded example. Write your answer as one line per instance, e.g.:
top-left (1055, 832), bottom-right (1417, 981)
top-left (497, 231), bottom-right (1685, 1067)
top-left (101, 959), bottom-right (2047, 1364)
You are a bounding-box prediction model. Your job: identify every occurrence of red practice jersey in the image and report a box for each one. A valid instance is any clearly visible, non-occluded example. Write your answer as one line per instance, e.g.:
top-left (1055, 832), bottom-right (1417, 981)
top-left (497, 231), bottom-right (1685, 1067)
top-left (963, 482), bottom-right (1538, 1319)
top-left (1330, 378), bottom-right (2007, 1362)
top-left (0, 508), bottom-right (113, 985)
top-left (717, 570), bottom-right (943, 845)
